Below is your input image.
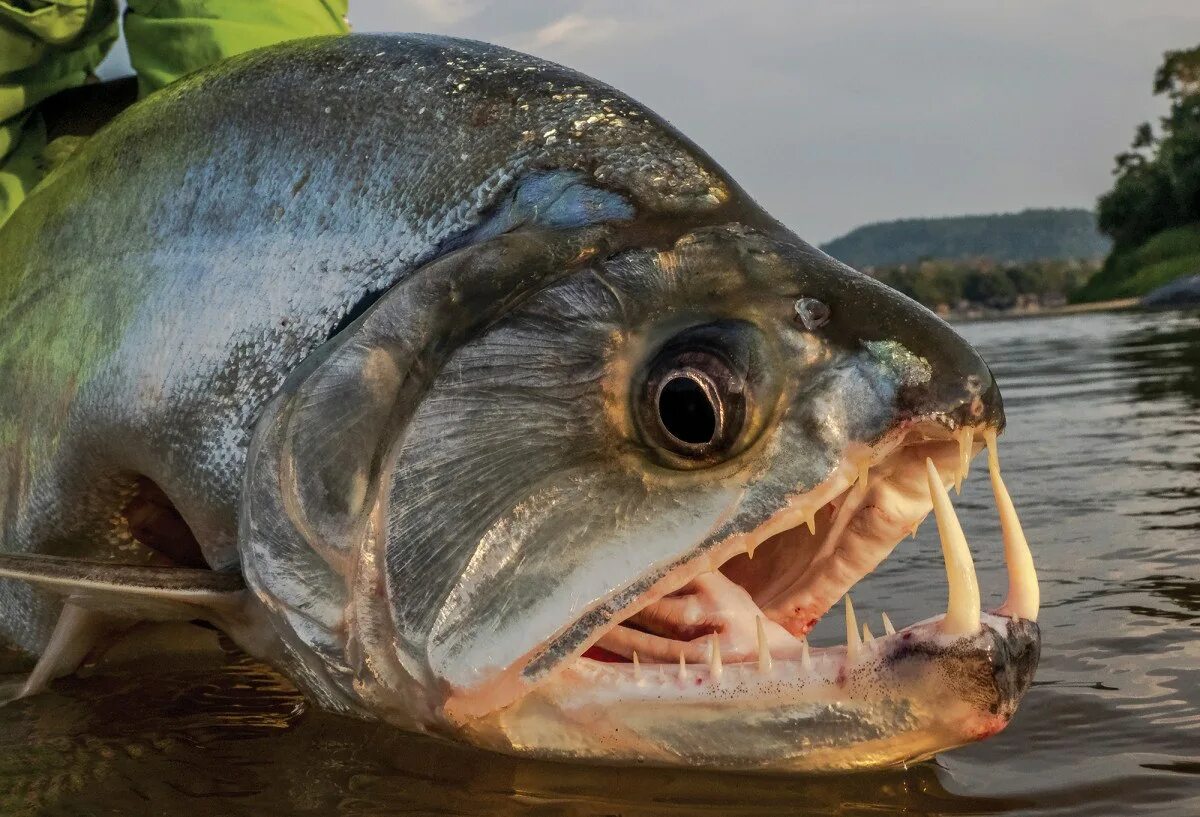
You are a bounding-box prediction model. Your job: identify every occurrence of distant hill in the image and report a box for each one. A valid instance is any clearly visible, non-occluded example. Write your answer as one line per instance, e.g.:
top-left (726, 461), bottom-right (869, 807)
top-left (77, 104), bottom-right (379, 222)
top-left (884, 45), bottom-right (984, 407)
top-left (820, 208), bottom-right (1110, 269)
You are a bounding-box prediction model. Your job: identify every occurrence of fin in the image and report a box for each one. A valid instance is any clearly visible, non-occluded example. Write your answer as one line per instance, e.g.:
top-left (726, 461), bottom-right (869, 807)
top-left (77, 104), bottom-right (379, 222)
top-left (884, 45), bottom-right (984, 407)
top-left (267, 225), bottom-right (618, 561)
top-left (16, 602), bottom-right (115, 699)
top-left (0, 553), bottom-right (245, 622)
top-left (0, 554), bottom-right (250, 703)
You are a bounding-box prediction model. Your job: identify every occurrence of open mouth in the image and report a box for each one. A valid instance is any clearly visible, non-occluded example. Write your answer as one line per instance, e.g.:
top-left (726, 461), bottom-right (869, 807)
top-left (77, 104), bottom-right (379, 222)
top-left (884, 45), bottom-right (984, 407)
top-left (577, 422), bottom-right (1039, 681)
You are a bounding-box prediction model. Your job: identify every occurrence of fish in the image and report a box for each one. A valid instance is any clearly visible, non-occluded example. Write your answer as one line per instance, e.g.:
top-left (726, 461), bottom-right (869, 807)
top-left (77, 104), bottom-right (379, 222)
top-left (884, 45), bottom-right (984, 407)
top-left (0, 33), bottom-right (1040, 772)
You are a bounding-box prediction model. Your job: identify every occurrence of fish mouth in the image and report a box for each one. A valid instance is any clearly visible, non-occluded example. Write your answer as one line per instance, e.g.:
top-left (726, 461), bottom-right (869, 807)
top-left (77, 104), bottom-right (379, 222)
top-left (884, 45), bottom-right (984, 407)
top-left (462, 420), bottom-right (1041, 770)
top-left (583, 421), bottom-right (1039, 668)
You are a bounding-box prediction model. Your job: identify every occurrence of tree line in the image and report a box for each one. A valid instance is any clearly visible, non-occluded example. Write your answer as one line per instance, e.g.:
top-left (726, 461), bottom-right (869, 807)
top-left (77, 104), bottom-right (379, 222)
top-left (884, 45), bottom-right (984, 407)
top-left (871, 258), bottom-right (1098, 314)
top-left (1080, 44), bottom-right (1200, 301)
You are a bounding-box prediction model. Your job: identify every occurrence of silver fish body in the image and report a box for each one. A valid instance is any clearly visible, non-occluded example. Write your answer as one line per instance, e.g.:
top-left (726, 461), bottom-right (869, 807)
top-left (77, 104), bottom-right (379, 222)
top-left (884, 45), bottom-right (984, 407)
top-left (0, 34), bottom-right (1037, 771)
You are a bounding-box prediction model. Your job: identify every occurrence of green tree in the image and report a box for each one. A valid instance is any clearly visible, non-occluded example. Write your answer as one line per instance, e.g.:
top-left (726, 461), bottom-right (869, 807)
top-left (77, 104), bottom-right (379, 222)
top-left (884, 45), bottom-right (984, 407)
top-left (1098, 44), bottom-right (1200, 251)
top-left (962, 270), bottom-right (1017, 308)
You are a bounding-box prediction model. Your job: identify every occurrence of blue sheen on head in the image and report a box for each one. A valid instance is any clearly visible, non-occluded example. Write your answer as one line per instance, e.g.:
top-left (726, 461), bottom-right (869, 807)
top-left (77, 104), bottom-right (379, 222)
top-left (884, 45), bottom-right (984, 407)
top-left (456, 171), bottom-right (636, 246)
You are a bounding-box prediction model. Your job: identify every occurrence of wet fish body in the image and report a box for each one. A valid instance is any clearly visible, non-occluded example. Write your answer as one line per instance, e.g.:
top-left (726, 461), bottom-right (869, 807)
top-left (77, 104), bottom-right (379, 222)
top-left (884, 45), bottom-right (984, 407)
top-left (0, 34), bottom-right (1039, 771)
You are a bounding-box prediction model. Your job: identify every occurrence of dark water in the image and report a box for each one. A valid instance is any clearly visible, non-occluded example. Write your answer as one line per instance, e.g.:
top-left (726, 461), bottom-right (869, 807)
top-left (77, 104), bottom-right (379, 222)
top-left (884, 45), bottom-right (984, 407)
top-left (1, 309), bottom-right (1197, 816)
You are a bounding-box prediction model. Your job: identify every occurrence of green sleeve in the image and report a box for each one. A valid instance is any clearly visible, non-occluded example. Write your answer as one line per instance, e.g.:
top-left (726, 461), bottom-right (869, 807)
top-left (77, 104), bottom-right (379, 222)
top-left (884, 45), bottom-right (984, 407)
top-left (0, 0), bottom-right (350, 226)
top-left (0, 0), bottom-right (118, 226)
top-left (125, 0), bottom-right (350, 97)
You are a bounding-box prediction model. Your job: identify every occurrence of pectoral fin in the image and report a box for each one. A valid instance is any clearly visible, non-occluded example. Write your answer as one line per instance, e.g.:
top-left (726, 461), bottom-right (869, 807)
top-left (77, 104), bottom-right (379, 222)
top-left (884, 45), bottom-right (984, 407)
top-left (0, 553), bottom-right (245, 622)
top-left (0, 553), bottom-right (251, 701)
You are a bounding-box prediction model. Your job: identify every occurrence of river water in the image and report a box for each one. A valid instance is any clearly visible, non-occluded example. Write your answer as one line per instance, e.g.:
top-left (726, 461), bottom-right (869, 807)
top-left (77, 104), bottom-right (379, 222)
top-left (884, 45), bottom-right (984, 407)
top-left (0, 309), bottom-right (1196, 816)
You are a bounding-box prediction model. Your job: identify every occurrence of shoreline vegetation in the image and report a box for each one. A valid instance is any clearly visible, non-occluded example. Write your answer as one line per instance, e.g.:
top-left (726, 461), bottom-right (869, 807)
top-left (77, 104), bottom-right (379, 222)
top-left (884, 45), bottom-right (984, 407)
top-left (825, 43), bottom-right (1200, 316)
top-left (1084, 45), bottom-right (1200, 304)
top-left (864, 255), bottom-right (1104, 319)
top-left (948, 297), bottom-right (1140, 323)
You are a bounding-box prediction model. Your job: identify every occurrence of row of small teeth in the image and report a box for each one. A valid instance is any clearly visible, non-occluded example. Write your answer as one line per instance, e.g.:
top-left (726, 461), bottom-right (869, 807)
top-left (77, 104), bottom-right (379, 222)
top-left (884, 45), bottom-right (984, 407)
top-left (627, 604), bottom-right (899, 682)
top-left (626, 430), bottom-right (1039, 681)
top-left (741, 426), bottom-right (986, 563)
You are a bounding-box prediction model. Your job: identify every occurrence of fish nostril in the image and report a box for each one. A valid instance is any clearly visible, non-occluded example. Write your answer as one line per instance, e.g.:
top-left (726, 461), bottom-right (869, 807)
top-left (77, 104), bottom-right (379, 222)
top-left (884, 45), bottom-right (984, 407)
top-left (794, 298), bottom-right (831, 331)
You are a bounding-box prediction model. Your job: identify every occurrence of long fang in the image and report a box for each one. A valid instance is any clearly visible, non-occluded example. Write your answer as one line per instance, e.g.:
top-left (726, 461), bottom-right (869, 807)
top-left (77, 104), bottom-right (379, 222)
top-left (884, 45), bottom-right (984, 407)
top-left (925, 458), bottom-right (982, 635)
top-left (986, 430), bottom-right (1040, 621)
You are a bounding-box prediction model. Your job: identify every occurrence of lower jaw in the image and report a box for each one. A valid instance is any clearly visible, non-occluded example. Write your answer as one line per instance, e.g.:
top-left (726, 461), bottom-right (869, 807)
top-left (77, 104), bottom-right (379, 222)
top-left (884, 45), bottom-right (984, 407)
top-left (451, 613), bottom-right (1041, 772)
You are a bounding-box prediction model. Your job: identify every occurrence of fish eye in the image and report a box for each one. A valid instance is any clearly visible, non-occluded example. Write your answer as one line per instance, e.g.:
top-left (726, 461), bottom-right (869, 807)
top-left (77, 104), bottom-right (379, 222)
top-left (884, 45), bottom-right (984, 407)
top-left (657, 370), bottom-right (719, 446)
top-left (639, 346), bottom-right (747, 465)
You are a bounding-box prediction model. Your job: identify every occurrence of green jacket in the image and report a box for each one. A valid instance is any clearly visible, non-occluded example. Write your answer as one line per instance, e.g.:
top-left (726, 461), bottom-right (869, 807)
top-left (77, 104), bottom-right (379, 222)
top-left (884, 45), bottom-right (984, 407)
top-left (0, 0), bottom-right (349, 227)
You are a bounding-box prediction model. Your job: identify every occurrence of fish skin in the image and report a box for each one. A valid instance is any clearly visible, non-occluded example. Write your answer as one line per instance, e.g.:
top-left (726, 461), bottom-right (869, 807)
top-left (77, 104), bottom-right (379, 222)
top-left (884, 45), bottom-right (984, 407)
top-left (0, 34), bottom-right (764, 652)
top-left (0, 35), bottom-right (1021, 772)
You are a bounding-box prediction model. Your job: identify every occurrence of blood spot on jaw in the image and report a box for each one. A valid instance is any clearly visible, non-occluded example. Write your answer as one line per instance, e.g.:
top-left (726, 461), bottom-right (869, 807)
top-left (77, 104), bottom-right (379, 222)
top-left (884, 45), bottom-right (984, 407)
top-left (970, 714), bottom-right (1010, 740)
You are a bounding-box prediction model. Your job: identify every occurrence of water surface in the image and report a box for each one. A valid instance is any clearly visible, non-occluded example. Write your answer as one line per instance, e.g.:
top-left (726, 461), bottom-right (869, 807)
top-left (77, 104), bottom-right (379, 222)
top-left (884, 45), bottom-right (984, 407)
top-left (1, 309), bottom-right (1197, 816)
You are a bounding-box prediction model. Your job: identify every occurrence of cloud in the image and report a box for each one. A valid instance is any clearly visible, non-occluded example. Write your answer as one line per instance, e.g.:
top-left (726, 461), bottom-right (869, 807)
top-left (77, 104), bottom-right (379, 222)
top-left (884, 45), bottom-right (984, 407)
top-left (89, 0), bottom-right (1200, 241)
top-left (390, 0), bottom-right (489, 26)
top-left (522, 13), bottom-right (619, 51)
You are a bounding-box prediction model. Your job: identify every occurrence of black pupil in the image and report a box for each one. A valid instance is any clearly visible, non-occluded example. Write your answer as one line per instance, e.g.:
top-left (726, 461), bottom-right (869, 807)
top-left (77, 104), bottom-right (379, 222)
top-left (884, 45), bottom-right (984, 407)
top-left (658, 376), bottom-right (717, 445)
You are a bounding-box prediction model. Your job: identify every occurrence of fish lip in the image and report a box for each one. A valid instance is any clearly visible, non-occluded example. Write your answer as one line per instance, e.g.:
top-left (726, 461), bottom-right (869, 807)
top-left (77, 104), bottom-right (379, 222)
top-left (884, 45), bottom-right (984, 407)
top-left (988, 617), bottom-right (1042, 715)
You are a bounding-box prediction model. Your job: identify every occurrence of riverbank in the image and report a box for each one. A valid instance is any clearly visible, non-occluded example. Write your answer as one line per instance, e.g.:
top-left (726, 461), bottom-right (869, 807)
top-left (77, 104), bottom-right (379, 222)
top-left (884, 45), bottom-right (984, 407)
top-left (948, 297), bottom-right (1140, 323)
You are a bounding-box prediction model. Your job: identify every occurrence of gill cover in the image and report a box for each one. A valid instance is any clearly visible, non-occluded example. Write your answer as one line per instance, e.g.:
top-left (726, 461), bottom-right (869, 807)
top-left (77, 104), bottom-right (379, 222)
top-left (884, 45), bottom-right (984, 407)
top-left (239, 226), bottom-right (613, 715)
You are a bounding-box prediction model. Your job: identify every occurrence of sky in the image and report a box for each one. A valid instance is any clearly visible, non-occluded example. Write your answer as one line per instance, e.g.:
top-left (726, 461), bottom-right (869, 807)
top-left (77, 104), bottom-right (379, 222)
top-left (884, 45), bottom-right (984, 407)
top-left (98, 1), bottom-right (1200, 244)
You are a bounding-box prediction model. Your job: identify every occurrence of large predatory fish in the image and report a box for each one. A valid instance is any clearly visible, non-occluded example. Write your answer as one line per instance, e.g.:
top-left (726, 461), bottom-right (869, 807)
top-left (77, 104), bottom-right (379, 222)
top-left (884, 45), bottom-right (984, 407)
top-left (0, 33), bottom-right (1040, 772)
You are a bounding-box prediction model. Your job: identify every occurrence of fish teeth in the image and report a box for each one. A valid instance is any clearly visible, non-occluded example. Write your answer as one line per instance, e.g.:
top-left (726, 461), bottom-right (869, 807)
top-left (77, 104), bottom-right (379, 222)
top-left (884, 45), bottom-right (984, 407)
top-left (756, 615), bottom-right (773, 674)
top-left (804, 508), bottom-right (818, 536)
top-left (632, 651), bottom-right (642, 681)
top-left (708, 633), bottom-right (723, 679)
top-left (677, 651), bottom-right (686, 682)
top-left (705, 633), bottom-right (724, 676)
top-left (955, 427), bottom-right (973, 494)
top-left (861, 622), bottom-right (875, 647)
top-left (882, 612), bottom-right (896, 636)
top-left (986, 430), bottom-right (1040, 621)
top-left (925, 457), bottom-right (982, 636)
top-left (845, 595), bottom-right (862, 661)
top-left (800, 638), bottom-right (812, 672)
top-left (852, 460), bottom-right (870, 503)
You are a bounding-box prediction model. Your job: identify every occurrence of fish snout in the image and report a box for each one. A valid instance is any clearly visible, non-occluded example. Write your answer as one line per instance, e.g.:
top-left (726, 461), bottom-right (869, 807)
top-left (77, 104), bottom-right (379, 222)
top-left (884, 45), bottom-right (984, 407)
top-left (793, 247), bottom-right (1006, 433)
top-left (890, 317), bottom-right (1004, 433)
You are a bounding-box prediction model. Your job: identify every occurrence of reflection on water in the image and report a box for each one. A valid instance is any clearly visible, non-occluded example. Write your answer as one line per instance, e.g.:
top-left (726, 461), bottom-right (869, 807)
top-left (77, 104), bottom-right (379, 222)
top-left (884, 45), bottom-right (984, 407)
top-left (1, 310), bottom-right (1198, 816)
top-left (1116, 317), bottom-right (1200, 407)
top-left (0, 645), bottom-right (1028, 816)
